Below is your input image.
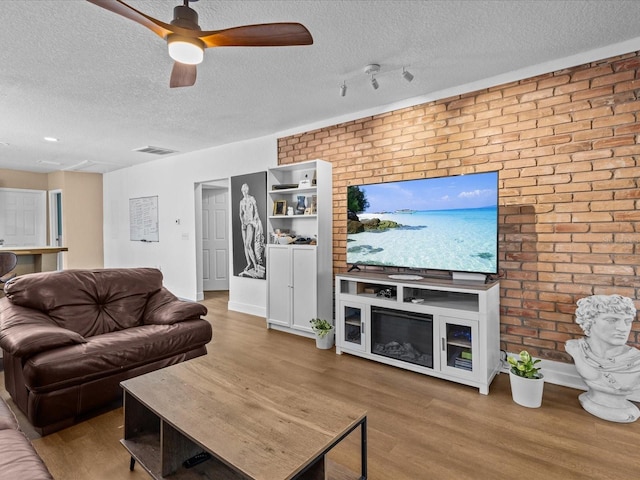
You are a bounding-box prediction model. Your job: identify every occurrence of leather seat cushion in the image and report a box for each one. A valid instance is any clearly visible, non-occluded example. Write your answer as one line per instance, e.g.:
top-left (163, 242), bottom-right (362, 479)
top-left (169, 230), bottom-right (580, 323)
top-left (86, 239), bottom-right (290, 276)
top-left (23, 320), bottom-right (212, 393)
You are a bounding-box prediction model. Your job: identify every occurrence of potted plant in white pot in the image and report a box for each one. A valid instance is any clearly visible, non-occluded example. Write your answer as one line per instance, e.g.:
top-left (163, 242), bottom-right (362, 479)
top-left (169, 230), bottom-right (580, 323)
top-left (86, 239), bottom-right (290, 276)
top-left (310, 318), bottom-right (334, 350)
top-left (507, 350), bottom-right (544, 408)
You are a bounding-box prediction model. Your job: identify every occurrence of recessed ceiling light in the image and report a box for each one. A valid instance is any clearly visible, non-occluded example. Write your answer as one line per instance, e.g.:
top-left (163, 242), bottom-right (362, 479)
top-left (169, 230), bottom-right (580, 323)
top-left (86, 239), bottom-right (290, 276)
top-left (44, 137), bottom-right (59, 142)
top-left (37, 160), bottom-right (62, 166)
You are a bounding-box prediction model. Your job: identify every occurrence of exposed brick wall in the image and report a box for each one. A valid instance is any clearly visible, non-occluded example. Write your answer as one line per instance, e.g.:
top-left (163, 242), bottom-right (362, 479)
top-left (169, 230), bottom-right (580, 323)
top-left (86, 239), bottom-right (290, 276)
top-left (277, 52), bottom-right (640, 364)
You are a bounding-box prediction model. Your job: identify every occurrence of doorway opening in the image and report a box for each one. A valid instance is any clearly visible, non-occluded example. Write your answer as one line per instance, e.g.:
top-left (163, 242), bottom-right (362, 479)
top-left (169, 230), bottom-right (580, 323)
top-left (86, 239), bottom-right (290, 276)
top-left (195, 180), bottom-right (229, 301)
top-left (49, 189), bottom-right (64, 270)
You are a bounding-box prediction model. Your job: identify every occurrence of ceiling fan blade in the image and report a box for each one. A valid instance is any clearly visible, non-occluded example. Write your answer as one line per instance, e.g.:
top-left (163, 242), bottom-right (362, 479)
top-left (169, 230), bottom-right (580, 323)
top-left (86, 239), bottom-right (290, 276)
top-left (198, 23), bottom-right (313, 48)
top-left (170, 62), bottom-right (197, 88)
top-left (86, 0), bottom-right (174, 38)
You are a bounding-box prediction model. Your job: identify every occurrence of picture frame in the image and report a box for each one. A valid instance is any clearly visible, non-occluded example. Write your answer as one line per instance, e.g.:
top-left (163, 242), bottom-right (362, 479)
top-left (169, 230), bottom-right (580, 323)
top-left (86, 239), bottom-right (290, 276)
top-left (231, 172), bottom-right (267, 279)
top-left (273, 200), bottom-right (287, 215)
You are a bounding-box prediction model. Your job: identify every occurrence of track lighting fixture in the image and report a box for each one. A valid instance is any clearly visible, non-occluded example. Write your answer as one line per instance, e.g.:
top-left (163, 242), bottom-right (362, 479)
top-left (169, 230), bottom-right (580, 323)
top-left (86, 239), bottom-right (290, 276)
top-left (338, 63), bottom-right (414, 97)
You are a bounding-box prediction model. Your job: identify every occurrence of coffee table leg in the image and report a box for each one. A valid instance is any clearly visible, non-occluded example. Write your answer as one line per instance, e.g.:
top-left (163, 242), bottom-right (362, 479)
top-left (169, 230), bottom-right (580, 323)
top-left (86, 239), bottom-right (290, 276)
top-left (129, 456), bottom-right (136, 471)
top-left (361, 417), bottom-right (367, 479)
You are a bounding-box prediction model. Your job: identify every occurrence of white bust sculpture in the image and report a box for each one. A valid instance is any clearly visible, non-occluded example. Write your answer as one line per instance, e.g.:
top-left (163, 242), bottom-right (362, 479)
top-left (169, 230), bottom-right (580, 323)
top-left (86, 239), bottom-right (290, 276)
top-left (565, 294), bottom-right (640, 423)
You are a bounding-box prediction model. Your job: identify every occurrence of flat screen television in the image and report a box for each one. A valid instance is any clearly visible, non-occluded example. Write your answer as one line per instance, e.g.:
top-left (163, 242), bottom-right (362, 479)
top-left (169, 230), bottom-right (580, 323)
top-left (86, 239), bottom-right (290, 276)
top-left (346, 171), bottom-right (499, 275)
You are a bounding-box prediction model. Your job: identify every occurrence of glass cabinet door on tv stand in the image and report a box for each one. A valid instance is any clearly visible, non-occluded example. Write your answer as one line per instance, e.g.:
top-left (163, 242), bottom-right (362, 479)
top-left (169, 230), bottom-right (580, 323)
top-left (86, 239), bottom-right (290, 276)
top-left (440, 316), bottom-right (479, 380)
top-left (337, 301), bottom-right (367, 352)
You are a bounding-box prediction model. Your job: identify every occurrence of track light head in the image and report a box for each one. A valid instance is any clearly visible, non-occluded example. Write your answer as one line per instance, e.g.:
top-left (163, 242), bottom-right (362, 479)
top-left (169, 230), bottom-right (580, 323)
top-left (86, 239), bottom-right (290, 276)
top-left (364, 64), bottom-right (380, 90)
top-left (402, 67), bottom-right (414, 82)
top-left (340, 82), bottom-right (347, 97)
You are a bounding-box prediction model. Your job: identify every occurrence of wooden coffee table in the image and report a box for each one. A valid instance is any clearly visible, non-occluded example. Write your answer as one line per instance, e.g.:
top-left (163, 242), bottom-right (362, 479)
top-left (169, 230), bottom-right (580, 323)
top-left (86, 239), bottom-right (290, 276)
top-left (120, 356), bottom-right (367, 479)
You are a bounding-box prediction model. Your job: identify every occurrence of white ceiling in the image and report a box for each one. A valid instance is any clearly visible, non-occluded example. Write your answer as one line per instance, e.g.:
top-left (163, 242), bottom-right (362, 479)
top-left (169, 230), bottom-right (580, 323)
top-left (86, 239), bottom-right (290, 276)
top-left (2, 0), bottom-right (640, 174)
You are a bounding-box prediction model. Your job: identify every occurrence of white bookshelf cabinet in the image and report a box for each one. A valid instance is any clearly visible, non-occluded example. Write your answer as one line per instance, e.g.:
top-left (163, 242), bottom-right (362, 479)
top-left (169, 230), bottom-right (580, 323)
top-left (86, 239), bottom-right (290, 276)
top-left (266, 160), bottom-right (332, 336)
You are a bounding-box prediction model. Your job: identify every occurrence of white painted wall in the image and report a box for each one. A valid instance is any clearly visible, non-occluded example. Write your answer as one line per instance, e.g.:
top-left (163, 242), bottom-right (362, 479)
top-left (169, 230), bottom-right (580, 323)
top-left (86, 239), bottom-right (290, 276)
top-left (103, 134), bottom-right (278, 315)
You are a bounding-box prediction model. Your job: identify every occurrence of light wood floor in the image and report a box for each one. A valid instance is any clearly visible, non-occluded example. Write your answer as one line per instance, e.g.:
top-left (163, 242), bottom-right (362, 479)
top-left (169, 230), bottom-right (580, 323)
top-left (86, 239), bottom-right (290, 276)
top-left (5, 291), bottom-right (640, 479)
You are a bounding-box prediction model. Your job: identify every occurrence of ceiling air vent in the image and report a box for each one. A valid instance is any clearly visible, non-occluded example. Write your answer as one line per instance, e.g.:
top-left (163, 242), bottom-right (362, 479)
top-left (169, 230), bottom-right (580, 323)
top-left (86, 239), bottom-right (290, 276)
top-left (133, 146), bottom-right (178, 155)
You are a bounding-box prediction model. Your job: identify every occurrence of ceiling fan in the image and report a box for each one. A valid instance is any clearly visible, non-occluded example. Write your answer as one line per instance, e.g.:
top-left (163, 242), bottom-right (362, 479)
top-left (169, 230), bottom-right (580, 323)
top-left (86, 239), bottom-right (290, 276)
top-left (87, 0), bottom-right (313, 88)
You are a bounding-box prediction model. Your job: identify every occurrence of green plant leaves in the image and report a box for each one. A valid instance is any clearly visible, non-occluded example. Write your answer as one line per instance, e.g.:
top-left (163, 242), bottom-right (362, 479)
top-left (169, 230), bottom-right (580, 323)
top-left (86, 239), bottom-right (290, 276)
top-left (508, 350), bottom-right (541, 379)
top-left (310, 318), bottom-right (333, 338)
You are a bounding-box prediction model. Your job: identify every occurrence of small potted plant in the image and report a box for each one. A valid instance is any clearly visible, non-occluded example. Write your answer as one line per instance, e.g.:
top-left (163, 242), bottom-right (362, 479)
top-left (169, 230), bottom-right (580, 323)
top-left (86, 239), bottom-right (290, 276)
top-left (507, 350), bottom-right (544, 408)
top-left (310, 318), bottom-right (334, 350)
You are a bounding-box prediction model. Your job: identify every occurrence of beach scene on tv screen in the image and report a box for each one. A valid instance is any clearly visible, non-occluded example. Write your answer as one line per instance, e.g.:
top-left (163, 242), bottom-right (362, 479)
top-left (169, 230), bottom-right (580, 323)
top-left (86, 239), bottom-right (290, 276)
top-left (347, 173), bottom-right (498, 274)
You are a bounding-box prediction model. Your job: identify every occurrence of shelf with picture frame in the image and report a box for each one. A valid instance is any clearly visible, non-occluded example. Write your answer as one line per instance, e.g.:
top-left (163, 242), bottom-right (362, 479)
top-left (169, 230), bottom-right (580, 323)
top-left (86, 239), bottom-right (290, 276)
top-left (266, 161), bottom-right (327, 239)
top-left (266, 159), bottom-right (333, 338)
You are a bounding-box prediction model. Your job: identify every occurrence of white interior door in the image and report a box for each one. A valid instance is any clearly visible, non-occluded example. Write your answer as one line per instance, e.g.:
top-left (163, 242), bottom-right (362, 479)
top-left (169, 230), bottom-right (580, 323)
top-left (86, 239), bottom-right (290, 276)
top-left (202, 187), bottom-right (229, 291)
top-left (0, 188), bottom-right (46, 246)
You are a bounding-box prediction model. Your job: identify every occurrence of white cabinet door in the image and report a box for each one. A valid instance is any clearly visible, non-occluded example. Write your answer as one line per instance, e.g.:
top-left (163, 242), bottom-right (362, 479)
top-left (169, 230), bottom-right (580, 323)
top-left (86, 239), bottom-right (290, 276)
top-left (290, 246), bottom-right (317, 332)
top-left (440, 316), bottom-right (480, 381)
top-left (267, 245), bottom-right (318, 332)
top-left (337, 301), bottom-right (367, 352)
top-left (266, 246), bottom-right (291, 327)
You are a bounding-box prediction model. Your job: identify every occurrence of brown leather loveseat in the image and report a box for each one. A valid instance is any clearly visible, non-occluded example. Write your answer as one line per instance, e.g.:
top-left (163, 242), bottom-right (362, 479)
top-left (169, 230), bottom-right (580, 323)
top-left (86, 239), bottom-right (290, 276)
top-left (0, 268), bottom-right (212, 435)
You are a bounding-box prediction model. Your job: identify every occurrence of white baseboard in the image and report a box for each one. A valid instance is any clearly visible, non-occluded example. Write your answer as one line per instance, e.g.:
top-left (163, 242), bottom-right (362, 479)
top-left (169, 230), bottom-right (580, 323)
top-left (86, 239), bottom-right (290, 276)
top-left (503, 353), bottom-right (640, 403)
top-left (227, 301), bottom-right (266, 318)
top-left (268, 323), bottom-right (315, 339)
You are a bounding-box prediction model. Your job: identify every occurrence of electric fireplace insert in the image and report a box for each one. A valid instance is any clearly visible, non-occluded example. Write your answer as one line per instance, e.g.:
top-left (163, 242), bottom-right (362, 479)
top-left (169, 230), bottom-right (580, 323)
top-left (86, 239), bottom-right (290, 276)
top-left (371, 306), bottom-right (433, 369)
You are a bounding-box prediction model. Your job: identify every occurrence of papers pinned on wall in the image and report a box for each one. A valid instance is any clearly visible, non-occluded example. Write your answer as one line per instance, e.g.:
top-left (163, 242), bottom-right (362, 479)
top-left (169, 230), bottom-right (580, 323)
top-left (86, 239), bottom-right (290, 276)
top-left (129, 196), bottom-right (159, 242)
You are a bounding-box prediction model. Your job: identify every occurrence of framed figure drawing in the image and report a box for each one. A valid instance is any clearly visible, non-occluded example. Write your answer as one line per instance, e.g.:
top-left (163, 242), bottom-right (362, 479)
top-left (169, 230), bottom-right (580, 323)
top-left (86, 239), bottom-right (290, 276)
top-left (231, 172), bottom-right (267, 279)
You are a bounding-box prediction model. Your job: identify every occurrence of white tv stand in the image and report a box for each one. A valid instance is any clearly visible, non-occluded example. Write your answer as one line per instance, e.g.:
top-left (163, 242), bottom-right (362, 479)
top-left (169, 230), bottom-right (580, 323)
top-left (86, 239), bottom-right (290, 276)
top-left (335, 271), bottom-right (501, 394)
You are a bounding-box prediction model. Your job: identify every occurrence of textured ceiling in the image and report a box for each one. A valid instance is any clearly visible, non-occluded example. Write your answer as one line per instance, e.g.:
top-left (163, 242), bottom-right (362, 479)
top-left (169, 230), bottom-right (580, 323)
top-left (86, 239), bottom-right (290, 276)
top-left (2, 0), bottom-right (640, 174)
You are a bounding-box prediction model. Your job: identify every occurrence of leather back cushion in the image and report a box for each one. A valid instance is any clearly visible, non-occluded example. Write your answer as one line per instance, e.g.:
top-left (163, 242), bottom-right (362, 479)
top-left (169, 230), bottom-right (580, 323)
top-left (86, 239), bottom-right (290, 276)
top-left (4, 268), bottom-right (163, 337)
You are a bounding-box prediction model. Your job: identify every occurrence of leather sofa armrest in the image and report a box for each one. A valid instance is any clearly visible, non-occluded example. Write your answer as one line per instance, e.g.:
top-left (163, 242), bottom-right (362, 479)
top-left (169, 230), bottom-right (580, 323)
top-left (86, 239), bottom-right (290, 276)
top-left (0, 301), bottom-right (86, 358)
top-left (143, 287), bottom-right (208, 325)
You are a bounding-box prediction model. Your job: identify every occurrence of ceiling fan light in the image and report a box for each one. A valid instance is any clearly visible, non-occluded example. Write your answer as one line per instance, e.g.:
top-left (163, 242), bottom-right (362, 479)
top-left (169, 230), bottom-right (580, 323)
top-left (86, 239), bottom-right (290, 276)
top-left (167, 35), bottom-right (204, 65)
